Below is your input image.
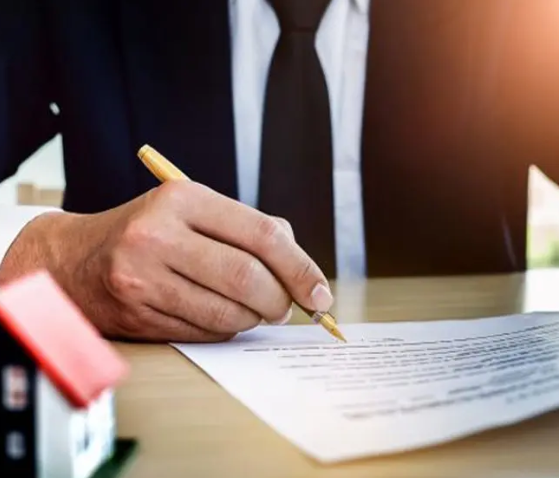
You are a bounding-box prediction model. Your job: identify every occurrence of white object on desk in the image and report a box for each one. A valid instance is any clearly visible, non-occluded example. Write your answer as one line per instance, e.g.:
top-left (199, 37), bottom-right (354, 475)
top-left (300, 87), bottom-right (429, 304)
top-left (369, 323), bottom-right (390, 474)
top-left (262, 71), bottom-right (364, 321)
top-left (174, 312), bottom-right (559, 463)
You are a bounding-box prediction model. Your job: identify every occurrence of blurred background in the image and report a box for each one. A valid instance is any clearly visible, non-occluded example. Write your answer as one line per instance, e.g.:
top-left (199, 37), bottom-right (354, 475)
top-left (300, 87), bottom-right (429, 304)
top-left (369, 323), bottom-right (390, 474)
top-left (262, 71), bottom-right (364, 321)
top-left (1, 1), bottom-right (559, 276)
top-left (1, 133), bottom-right (557, 269)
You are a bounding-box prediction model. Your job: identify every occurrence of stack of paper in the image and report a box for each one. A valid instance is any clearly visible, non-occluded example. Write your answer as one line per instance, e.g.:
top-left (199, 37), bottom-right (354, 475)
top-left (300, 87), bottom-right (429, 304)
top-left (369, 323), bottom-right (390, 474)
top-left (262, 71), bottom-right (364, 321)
top-left (173, 312), bottom-right (559, 463)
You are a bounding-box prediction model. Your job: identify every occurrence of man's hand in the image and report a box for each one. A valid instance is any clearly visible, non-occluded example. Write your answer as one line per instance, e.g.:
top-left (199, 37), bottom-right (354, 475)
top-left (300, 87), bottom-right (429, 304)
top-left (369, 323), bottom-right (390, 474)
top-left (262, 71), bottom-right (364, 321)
top-left (0, 181), bottom-right (333, 342)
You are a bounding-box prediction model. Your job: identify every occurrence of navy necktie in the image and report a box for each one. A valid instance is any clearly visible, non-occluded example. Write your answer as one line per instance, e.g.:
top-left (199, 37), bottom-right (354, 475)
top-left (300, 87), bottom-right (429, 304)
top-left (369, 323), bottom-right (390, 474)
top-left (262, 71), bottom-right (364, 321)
top-left (258, 0), bottom-right (336, 277)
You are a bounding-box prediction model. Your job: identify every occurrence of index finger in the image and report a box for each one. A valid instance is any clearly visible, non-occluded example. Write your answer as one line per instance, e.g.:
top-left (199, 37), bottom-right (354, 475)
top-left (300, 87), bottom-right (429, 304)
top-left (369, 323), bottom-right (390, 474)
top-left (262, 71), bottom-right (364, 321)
top-left (173, 181), bottom-right (334, 312)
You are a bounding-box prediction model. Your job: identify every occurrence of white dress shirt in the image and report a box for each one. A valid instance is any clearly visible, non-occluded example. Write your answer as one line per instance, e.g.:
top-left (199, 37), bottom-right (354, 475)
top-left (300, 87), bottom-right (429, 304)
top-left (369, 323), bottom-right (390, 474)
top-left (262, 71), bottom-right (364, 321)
top-left (230, 0), bottom-right (370, 278)
top-left (0, 0), bottom-right (371, 279)
top-left (0, 205), bottom-right (59, 264)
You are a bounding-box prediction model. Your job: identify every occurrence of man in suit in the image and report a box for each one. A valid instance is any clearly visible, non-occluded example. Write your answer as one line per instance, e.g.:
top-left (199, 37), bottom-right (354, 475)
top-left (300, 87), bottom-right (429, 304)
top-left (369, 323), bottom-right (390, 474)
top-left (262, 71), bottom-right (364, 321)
top-left (0, 1), bottom-right (558, 342)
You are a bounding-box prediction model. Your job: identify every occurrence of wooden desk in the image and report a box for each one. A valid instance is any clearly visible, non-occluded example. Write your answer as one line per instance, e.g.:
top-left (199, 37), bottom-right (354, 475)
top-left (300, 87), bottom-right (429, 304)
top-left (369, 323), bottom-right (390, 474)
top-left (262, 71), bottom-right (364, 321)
top-left (113, 269), bottom-right (559, 478)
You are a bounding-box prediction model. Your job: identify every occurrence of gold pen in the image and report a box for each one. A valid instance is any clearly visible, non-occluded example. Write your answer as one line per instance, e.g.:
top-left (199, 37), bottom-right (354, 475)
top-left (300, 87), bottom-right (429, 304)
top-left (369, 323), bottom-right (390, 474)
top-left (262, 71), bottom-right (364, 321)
top-left (137, 144), bottom-right (347, 343)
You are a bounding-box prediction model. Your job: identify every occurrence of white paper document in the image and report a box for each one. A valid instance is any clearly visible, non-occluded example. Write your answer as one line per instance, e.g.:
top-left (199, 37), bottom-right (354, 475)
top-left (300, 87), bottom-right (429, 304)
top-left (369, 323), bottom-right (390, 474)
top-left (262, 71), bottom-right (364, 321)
top-left (172, 312), bottom-right (559, 463)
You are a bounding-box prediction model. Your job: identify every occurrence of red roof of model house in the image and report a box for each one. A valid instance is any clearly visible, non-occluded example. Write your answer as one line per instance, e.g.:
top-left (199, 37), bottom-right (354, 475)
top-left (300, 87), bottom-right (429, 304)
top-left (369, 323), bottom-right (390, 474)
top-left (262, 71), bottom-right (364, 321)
top-left (0, 270), bottom-right (129, 408)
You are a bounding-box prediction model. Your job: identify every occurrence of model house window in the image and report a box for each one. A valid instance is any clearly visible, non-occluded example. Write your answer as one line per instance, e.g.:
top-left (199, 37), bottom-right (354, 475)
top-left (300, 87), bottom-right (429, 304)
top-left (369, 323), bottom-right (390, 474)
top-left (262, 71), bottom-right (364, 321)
top-left (5, 431), bottom-right (25, 460)
top-left (2, 366), bottom-right (28, 411)
top-left (74, 412), bottom-right (94, 457)
top-left (83, 424), bottom-right (91, 451)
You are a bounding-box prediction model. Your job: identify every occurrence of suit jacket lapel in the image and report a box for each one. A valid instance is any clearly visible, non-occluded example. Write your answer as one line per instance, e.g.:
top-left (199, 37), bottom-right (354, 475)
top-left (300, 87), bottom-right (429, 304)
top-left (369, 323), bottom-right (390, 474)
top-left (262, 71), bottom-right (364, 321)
top-left (117, 0), bottom-right (238, 198)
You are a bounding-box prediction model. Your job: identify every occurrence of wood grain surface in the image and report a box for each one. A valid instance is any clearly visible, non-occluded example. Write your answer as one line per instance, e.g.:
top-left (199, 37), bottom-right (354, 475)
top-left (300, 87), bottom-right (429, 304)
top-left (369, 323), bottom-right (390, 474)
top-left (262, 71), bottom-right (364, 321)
top-left (112, 269), bottom-right (559, 478)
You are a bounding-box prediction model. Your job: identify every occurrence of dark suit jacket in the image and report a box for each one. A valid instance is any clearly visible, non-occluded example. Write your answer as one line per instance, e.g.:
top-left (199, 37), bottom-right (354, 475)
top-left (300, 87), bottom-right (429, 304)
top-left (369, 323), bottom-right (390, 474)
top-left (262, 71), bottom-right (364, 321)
top-left (1, 0), bottom-right (559, 277)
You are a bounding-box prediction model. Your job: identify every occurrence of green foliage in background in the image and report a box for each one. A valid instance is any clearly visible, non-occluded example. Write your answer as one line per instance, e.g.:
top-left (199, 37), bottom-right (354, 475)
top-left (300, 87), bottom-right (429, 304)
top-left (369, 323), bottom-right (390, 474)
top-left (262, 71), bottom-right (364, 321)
top-left (527, 229), bottom-right (559, 268)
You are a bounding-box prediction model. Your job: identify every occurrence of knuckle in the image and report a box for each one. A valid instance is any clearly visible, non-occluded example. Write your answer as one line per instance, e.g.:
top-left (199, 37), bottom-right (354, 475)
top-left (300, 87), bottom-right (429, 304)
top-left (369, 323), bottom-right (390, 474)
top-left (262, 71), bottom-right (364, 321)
top-left (105, 262), bottom-right (144, 300)
top-left (155, 180), bottom-right (198, 216)
top-left (158, 178), bottom-right (191, 202)
top-left (254, 215), bottom-right (285, 249)
top-left (273, 216), bottom-right (289, 229)
top-left (120, 220), bottom-right (150, 247)
top-left (121, 219), bottom-right (167, 251)
top-left (158, 180), bottom-right (208, 218)
top-left (274, 217), bottom-right (294, 238)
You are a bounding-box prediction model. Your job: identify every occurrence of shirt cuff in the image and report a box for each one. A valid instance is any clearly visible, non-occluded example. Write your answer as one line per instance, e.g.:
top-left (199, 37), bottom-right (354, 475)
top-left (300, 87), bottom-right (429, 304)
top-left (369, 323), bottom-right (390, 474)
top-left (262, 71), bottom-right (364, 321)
top-left (0, 205), bottom-right (61, 265)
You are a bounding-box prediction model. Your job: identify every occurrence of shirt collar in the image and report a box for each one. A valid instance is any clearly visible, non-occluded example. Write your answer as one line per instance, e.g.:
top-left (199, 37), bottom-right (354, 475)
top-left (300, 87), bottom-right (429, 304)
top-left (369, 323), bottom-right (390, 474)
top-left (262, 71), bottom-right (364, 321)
top-left (230, 0), bottom-right (370, 14)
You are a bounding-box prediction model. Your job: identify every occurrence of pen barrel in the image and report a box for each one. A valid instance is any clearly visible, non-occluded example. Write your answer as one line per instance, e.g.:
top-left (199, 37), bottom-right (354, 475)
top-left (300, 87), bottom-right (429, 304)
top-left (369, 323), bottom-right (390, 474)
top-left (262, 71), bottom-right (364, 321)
top-left (137, 145), bottom-right (189, 182)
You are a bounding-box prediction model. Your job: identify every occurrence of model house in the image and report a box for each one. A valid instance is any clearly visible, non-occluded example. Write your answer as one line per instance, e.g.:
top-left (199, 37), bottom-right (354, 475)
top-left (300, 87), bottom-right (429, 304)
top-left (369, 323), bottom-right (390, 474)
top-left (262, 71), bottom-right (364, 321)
top-left (0, 270), bottom-right (130, 478)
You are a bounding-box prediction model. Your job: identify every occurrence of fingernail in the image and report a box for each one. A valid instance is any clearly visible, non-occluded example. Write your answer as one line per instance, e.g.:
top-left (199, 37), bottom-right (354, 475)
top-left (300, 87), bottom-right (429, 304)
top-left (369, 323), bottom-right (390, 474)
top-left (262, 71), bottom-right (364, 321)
top-left (273, 307), bottom-right (292, 325)
top-left (311, 283), bottom-right (334, 311)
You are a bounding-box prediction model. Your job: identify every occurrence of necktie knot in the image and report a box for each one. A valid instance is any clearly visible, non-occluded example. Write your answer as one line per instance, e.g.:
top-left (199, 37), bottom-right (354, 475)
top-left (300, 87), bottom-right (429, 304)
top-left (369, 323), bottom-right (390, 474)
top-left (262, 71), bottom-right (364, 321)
top-left (267, 0), bottom-right (331, 32)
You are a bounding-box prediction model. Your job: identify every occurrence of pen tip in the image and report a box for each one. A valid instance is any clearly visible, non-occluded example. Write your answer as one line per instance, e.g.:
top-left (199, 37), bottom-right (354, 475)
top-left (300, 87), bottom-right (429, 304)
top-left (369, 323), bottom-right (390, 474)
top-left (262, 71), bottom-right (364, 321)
top-left (317, 312), bottom-right (347, 342)
top-left (332, 327), bottom-right (347, 343)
